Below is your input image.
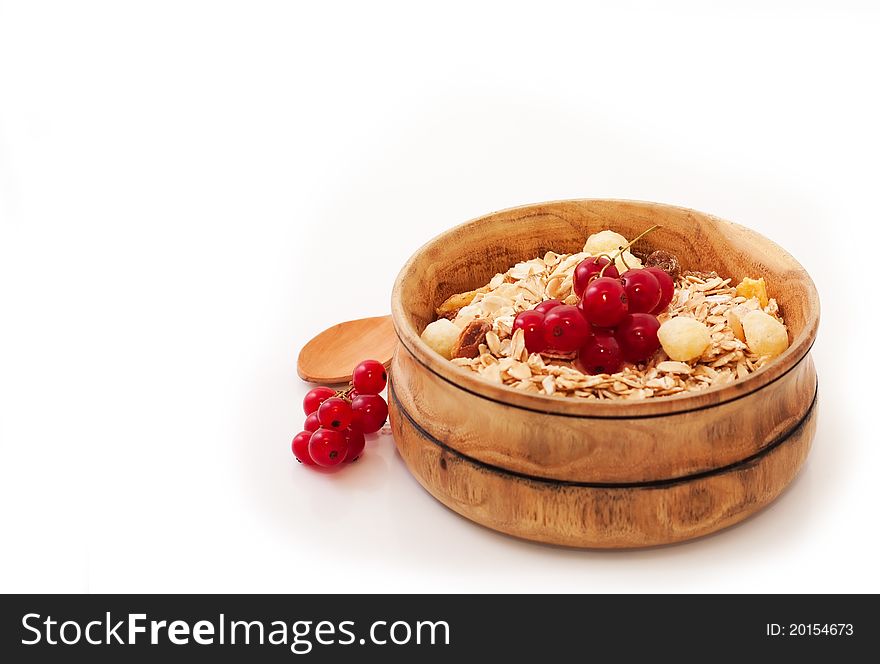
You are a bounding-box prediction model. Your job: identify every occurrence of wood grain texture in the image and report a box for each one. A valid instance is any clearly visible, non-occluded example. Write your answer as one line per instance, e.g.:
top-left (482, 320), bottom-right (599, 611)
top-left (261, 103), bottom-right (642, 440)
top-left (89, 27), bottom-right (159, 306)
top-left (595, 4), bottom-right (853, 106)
top-left (393, 341), bottom-right (816, 483)
top-left (389, 385), bottom-right (817, 549)
top-left (297, 315), bottom-right (396, 384)
top-left (389, 199), bottom-right (820, 547)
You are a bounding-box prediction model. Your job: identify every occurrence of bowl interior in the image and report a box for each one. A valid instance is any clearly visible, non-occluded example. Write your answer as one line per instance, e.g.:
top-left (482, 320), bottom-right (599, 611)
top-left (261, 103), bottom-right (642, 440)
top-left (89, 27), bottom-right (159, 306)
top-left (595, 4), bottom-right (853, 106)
top-left (392, 199), bottom-right (819, 413)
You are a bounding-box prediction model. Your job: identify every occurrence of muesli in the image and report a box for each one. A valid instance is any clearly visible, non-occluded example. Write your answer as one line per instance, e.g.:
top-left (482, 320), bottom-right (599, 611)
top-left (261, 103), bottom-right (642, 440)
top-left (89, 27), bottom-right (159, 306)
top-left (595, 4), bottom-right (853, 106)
top-left (420, 228), bottom-right (789, 400)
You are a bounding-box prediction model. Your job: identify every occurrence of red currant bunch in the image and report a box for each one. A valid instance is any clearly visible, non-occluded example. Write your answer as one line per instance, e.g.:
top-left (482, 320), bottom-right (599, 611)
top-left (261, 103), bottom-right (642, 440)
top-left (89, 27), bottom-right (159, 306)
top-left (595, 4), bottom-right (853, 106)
top-left (514, 226), bottom-right (676, 376)
top-left (291, 359), bottom-right (388, 468)
top-left (574, 264), bottom-right (668, 373)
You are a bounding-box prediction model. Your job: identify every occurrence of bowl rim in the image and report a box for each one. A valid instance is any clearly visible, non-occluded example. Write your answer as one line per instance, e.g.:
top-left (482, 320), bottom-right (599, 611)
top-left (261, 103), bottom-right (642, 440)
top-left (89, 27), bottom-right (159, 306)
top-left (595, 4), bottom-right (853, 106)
top-left (390, 198), bottom-right (820, 418)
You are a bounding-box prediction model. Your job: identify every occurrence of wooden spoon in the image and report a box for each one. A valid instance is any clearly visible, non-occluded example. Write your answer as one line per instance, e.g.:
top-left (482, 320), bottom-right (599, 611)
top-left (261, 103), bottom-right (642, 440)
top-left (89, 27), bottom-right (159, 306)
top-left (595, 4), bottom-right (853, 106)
top-left (297, 315), bottom-right (397, 385)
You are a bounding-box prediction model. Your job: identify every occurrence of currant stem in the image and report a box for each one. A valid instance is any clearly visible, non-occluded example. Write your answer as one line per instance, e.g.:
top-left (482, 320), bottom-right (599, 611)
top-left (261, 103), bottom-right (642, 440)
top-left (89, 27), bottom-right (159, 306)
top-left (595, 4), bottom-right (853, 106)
top-left (622, 224), bottom-right (661, 253)
top-left (597, 225), bottom-right (660, 278)
top-left (335, 384), bottom-right (357, 402)
top-left (594, 253), bottom-right (615, 280)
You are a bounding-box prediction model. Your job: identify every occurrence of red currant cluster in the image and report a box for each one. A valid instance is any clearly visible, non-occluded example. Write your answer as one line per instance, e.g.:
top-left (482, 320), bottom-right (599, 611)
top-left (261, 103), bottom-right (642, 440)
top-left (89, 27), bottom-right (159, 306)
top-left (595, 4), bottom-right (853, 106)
top-left (514, 247), bottom-right (674, 375)
top-left (292, 360), bottom-right (389, 468)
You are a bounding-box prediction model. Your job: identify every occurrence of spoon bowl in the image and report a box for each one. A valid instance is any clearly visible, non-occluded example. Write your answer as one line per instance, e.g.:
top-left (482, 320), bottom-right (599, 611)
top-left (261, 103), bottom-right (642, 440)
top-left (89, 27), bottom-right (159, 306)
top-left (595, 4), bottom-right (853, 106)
top-left (297, 315), bottom-right (396, 385)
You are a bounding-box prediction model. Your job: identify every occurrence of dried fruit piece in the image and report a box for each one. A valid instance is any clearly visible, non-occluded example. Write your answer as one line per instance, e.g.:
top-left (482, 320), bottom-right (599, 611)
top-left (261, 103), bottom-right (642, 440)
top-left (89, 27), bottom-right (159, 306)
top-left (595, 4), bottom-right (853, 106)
top-left (735, 276), bottom-right (769, 308)
top-left (435, 287), bottom-right (485, 318)
top-left (644, 250), bottom-right (681, 280)
top-left (453, 319), bottom-right (492, 359)
top-left (421, 318), bottom-right (462, 359)
top-left (741, 310), bottom-right (788, 359)
top-left (657, 317), bottom-right (712, 361)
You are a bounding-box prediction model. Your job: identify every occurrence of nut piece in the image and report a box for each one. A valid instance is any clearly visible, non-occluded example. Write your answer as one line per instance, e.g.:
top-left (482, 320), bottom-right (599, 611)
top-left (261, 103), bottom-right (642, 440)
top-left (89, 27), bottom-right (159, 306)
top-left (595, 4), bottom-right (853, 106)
top-left (657, 360), bottom-right (693, 374)
top-left (584, 230), bottom-right (628, 255)
top-left (420, 318), bottom-right (462, 359)
top-left (435, 288), bottom-right (485, 319)
top-left (644, 250), bottom-right (681, 280)
top-left (735, 277), bottom-right (769, 308)
top-left (452, 319), bottom-right (492, 359)
top-left (727, 308), bottom-right (745, 342)
top-left (657, 317), bottom-right (712, 361)
top-left (656, 361), bottom-right (693, 374)
top-left (614, 250), bottom-right (643, 274)
top-left (726, 301), bottom-right (759, 342)
top-left (741, 310), bottom-right (788, 359)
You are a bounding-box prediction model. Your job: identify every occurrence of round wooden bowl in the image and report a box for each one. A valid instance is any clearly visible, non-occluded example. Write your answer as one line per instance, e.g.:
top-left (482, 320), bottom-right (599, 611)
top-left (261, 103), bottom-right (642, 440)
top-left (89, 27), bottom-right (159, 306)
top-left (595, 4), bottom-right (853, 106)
top-left (389, 200), bottom-right (819, 548)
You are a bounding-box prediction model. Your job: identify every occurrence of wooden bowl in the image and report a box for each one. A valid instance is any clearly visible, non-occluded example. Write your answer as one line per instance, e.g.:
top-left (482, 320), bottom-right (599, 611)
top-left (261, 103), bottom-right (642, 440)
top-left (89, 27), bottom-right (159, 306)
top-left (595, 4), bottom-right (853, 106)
top-left (389, 200), bottom-right (819, 548)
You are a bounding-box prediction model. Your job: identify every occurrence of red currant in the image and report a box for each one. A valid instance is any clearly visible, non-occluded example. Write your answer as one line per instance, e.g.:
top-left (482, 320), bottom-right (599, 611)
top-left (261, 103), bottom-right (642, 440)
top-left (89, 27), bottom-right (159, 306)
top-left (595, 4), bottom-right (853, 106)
top-left (513, 309), bottom-right (546, 354)
top-left (344, 427), bottom-right (366, 461)
top-left (620, 269), bottom-right (661, 314)
top-left (542, 305), bottom-right (591, 353)
top-left (578, 331), bottom-right (623, 375)
top-left (580, 277), bottom-right (629, 328)
top-left (352, 359), bottom-right (387, 395)
top-left (351, 394), bottom-right (388, 434)
top-left (308, 428), bottom-right (349, 466)
top-left (615, 313), bottom-right (661, 363)
top-left (644, 267), bottom-right (675, 313)
top-left (303, 411), bottom-right (321, 433)
top-left (534, 299), bottom-right (564, 315)
top-left (574, 257), bottom-right (619, 297)
top-left (317, 396), bottom-right (353, 430)
top-left (303, 386), bottom-right (335, 415)
top-left (291, 431), bottom-right (316, 465)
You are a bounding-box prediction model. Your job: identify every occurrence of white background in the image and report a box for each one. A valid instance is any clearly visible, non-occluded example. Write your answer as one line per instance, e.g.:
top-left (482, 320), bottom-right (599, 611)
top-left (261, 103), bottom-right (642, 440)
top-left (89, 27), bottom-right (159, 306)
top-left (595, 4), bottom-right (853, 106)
top-left (1, 1), bottom-right (878, 593)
